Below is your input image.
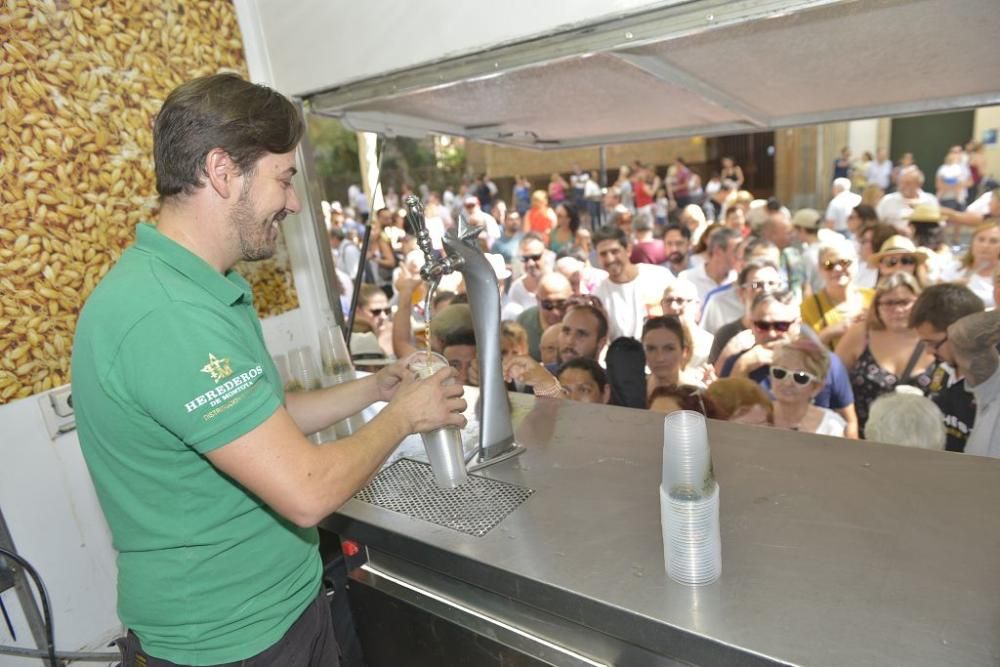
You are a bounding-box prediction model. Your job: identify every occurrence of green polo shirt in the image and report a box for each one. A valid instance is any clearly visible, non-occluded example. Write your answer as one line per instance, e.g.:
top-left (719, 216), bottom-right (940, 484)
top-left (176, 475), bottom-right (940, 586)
top-left (72, 223), bottom-right (320, 665)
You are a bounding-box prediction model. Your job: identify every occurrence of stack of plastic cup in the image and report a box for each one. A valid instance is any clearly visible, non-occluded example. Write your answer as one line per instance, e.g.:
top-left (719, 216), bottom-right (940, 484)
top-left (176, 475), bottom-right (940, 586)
top-left (317, 325), bottom-right (366, 438)
top-left (660, 410), bottom-right (721, 586)
top-left (408, 351), bottom-right (467, 488)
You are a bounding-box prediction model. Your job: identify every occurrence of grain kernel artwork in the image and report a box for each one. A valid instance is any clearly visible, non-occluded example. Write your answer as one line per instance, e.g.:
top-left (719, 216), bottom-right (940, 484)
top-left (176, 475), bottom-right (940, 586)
top-left (0, 1), bottom-right (300, 404)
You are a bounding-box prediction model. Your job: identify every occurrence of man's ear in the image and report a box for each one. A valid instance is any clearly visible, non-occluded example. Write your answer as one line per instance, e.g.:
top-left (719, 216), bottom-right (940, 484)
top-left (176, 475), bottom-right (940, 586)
top-left (601, 383), bottom-right (612, 404)
top-left (204, 148), bottom-right (239, 199)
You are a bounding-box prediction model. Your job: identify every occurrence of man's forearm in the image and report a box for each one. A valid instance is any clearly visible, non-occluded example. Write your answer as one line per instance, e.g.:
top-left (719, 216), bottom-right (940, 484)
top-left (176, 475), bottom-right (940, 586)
top-left (285, 374), bottom-right (380, 435)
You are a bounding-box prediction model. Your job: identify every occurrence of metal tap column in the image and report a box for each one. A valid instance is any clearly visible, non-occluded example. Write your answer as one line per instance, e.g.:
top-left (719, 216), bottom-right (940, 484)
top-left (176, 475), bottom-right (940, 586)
top-left (403, 197), bottom-right (515, 463)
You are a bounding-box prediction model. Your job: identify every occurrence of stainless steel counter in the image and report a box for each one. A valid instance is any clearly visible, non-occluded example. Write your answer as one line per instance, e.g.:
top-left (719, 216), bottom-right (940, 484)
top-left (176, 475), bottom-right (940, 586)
top-left (323, 393), bottom-right (1000, 666)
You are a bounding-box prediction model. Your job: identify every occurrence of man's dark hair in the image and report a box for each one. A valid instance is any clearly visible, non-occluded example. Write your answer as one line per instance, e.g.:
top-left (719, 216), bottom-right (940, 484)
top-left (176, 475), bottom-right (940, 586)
top-left (153, 73), bottom-right (304, 199)
top-left (557, 357), bottom-right (608, 393)
top-left (592, 224), bottom-right (628, 249)
top-left (765, 197), bottom-right (783, 212)
top-left (908, 284), bottom-right (985, 331)
top-left (441, 328), bottom-right (476, 350)
top-left (663, 223), bottom-right (691, 241)
top-left (329, 227), bottom-right (345, 241)
top-left (738, 259), bottom-right (780, 286)
top-left (852, 204), bottom-right (878, 225)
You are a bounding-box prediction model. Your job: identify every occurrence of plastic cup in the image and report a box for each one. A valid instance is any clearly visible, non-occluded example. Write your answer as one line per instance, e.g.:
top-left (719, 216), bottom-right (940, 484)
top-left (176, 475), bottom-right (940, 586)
top-left (660, 484), bottom-right (721, 586)
top-left (408, 352), bottom-right (467, 488)
top-left (318, 325), bottom-right (355, 382)
top-left (662, 410), bottom-right (712, 493)
top-left (288, 346), bottom-right (322, 392)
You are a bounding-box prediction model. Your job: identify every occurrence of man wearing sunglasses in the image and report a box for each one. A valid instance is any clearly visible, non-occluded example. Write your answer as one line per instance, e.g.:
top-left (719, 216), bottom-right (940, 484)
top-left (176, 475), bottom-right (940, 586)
top-left (516, 272), bottom-right (574, 361)
top-left (910, 284), bottom-right (986, 452)
top-left (708, 260), bottom-right (783, 363)
top-left (503, 233), bottom-right (550, 320)
top-left (719, 290), bottom-right (859, 438)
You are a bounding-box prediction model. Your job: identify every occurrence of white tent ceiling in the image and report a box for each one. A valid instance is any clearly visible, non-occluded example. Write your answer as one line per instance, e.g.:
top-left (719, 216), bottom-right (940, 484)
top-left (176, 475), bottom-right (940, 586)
top-left (306, 0), bottom-right (1000, 148)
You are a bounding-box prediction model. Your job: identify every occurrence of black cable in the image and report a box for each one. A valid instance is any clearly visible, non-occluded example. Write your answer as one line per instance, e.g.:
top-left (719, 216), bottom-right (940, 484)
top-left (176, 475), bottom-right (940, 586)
top-left (0, 546), bottom-right (58, 667)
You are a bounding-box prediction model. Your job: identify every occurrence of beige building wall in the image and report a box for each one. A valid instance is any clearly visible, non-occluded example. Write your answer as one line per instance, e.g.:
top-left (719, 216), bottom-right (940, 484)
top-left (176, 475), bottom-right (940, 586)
top-left (466, 137), bottom-right (708, 181)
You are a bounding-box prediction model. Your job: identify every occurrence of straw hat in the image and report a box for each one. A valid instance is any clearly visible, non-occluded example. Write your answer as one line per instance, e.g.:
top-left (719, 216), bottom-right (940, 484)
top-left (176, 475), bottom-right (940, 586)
top-left (906, 203), bottom-right (943, 224)
top-left (791, 208), bottom-right (821, 229)
top-left (867, 235), bottom-right (926, 267)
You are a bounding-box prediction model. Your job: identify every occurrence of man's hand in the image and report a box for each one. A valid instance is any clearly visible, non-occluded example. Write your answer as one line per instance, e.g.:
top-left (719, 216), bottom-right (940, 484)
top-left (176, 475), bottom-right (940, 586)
top-left (384, 366), bottom-right (467, 434)
top-left (373, 357), bottom-right (410, 403)
top-left (503, 356), bottom-right (562, 397)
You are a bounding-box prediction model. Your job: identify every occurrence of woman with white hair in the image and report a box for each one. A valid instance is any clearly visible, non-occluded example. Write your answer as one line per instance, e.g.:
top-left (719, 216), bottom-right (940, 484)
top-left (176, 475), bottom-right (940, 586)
top-left (864, 387), bottom-right (946, 450)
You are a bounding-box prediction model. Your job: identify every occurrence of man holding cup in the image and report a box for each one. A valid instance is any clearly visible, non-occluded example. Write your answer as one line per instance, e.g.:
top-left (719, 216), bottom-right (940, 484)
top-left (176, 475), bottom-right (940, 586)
top-left (72, 74), bottom-right (466, 667)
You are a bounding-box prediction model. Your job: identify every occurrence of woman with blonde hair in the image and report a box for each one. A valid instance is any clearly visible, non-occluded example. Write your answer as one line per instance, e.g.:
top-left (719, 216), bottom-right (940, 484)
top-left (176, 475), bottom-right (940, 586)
top-left (944, 221), bottom-right (1000, 308)
top-left (680, 203), bottom-right (709, 245)
top-left (801, 241), bottom-right (874, 350)
top-left (770, 338), bottom-right (846, 436)
top-left (835, 272), bottom-right (936, 437)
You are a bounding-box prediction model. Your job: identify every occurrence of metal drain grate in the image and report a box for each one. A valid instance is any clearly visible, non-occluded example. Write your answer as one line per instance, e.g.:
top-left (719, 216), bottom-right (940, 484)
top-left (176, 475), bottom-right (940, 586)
top-left (354, 458), bottom-right (534, 537)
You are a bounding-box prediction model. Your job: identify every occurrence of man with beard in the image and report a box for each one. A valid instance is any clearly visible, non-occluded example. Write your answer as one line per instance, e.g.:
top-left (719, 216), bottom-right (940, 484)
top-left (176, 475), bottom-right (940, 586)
top-left (71, 74), bottom-right (466, 667)
top-left (592, 225), bottom-right (674, 341)
top-left (557, 302), bottom-right (609, 364)
top-left (662, 223), bottom-right (692, 276)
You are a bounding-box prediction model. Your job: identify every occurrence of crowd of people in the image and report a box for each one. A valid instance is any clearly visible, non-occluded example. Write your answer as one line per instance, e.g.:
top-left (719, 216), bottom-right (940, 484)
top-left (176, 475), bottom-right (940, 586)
top-left (327, 150), bottom-right (1000, 457)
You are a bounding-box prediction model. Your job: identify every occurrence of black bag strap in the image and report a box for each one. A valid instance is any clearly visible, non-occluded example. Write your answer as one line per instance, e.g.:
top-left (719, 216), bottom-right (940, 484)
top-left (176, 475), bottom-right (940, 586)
top-left (900, 341), bottom-right (927, 382)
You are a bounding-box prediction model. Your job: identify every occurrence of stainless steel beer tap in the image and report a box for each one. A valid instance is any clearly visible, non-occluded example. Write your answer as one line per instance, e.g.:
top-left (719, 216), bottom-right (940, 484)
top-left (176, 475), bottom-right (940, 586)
top-left (403, 196), bottom-right (519, 468)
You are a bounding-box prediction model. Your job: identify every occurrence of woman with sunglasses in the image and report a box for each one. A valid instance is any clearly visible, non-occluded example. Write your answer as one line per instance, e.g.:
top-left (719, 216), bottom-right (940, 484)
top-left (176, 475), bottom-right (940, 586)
top-left (801, 242), bottom-right (874, 350)
top-left (770, 338), bottom-right (846, 436)
top-left (835, 272), bottom-right (936, 437)
top-left (867, 235), bottom-right (929, 287)
top-left (942, 221), bottom-right (1000, 309)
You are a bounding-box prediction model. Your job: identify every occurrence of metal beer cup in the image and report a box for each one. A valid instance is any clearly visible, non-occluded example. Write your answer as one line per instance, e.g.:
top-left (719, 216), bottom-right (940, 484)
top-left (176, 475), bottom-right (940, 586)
top-left (408, 352), bottom-right (467, 488)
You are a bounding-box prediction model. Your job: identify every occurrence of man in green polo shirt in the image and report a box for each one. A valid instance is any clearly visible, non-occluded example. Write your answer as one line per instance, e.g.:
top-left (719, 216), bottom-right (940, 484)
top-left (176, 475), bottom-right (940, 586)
top-left (71, 74), bottom-right (466, 667)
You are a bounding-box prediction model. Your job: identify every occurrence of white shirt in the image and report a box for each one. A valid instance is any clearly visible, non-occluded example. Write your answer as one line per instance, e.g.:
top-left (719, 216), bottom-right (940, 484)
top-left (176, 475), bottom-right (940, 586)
top-left (825, 190), bottom-right (862, 231)
top-left (678, 263), bottom-right (736, 302)
top-left (865, 159), bottom-right (893, 190)
top-left (593, 263), bottom-right (674, 341)
top-left (965, 364), bottom-right (1000, 458)
top-left (699, 285), bottom-right (743, 335)
top-left (875, 190), bottom-right (940, 232)
top-left (687, 323), bottom-right (714, 369)
top-left (814, 408), bottom-right (847, 437)
top-left (504, 277), bottom-right (537, 313)
top-left (966, 190), bottom-right (993, 217)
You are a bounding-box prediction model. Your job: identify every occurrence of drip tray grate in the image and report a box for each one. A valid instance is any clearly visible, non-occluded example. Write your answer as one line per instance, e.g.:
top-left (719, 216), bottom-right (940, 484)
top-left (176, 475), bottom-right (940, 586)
top-left (354, 458), bottom-right (533, 537)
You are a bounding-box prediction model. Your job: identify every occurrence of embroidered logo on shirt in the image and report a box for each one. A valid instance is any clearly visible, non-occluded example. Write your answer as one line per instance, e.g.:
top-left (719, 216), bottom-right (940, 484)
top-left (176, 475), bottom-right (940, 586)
top-left (184, 364), bottom-right (265, 416)
top-left (201, 353), bottom-right (233, 383)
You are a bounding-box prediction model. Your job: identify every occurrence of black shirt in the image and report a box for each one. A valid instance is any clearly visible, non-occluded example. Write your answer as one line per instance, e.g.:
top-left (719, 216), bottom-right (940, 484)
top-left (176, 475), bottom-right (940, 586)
top-left (932, 377), bottom-right (976, 453)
